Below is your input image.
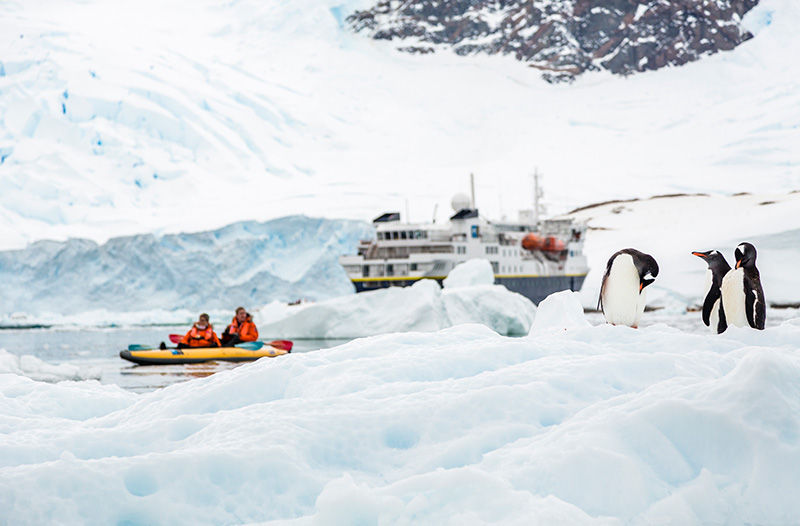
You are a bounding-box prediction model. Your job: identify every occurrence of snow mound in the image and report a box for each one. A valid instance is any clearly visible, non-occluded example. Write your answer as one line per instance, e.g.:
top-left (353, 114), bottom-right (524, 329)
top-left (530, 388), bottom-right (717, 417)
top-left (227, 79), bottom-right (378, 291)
top-left (0, 349), bottom-right (100, 382)
top-left (255, 278), bottom-right (536, 337)
top-left (530, 290), bottom-right (591, 333)
top-left (443, 259), bottom-right (495, 288)
top-left (2, 317), bottom-right (800, 523)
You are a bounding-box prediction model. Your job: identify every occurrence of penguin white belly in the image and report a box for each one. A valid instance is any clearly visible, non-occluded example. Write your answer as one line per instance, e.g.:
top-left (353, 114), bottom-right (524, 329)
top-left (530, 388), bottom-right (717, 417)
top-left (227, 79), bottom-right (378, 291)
top-left (602, 254), bottom-right (642, 327)
top-left (709, 298), bottom-right (721, 333)
top-left (701, 270), bottom-right (720, 332)
top-left (721, 268), bottom-right (747, 328)
top-left (702, 270), bottom-right (712, 302)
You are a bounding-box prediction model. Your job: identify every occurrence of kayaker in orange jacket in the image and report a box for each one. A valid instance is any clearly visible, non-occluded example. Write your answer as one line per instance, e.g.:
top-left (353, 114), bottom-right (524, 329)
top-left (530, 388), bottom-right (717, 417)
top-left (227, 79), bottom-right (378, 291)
top-left (178, 313), bottom-right (221, 349)
top-left (221, 306), bottom-right (259, 346)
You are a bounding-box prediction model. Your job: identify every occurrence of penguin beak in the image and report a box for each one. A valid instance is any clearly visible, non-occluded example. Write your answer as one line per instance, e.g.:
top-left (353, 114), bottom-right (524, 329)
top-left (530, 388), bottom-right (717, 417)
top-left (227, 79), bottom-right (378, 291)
top-left (639, 282), bottom-right (644, 292)
top-left (691, 251), bottom-right (707, 258)
top-left (735, 260), bottom-right (741, 269)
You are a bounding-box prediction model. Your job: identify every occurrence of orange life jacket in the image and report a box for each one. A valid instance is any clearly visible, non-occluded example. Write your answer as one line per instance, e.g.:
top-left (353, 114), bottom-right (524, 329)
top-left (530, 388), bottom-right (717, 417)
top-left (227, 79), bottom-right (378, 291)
top-left (226, 314), bottom-right (258, 342)
top-left (180, 323), bottom-right (221, 347)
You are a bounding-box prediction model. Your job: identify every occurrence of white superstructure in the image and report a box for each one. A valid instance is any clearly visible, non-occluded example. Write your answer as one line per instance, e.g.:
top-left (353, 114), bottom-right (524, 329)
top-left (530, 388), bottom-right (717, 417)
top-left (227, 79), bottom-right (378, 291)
top-left (339, 207), bottom-right (589, 304)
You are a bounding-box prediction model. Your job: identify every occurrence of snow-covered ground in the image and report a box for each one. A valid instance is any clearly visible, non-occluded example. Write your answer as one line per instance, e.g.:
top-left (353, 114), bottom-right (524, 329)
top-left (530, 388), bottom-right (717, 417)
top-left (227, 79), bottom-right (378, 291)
top-left (563, 191), bottom-right (800, 310)
top-left (255, 260), bottom-right (537, 337)
top-left (1, 0), bottom-right (798, 249)
top-left (2, 292), bottom-right (799, 524)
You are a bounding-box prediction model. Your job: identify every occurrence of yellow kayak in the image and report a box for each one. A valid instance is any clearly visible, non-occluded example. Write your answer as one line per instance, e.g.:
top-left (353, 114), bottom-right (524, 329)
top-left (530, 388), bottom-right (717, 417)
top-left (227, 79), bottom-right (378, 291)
top-left (120, 345), bottom-right (289, 365)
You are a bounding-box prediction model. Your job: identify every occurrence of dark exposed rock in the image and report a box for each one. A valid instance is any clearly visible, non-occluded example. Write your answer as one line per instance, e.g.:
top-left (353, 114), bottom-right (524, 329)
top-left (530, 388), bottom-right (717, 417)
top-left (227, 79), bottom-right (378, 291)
top-left (347, 0), bottom-right (760, 81)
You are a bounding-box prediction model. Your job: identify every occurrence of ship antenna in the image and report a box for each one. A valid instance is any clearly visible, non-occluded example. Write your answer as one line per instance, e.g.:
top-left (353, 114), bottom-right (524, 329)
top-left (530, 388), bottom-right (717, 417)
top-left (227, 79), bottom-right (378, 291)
top-left (470, 173), bottom-right (476, 208)
top-left (432, 203), bottom-right (438, 223)
top-left (533, 169), bottom-right (543, 225)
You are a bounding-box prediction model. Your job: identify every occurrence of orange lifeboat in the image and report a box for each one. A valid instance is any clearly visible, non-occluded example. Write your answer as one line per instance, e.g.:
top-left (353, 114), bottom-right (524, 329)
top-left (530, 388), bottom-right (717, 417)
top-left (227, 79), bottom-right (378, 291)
top-left (521, 233), bottom-right (544, 251)
top-left (541, 236), bottom-right (566, 252)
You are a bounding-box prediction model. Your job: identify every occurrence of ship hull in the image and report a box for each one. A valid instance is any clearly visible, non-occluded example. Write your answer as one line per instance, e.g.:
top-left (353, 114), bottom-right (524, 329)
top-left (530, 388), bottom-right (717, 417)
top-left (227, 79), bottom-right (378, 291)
top-left (351, 274), bottom-right (586, 305)
top-left (496, 275), bottom-right (586, 305)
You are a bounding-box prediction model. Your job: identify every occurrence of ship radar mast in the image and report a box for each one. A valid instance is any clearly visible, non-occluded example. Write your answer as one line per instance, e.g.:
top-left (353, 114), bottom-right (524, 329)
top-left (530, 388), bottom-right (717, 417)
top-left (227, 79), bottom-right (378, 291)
top-left (533, 168), bottom-right (544, 225)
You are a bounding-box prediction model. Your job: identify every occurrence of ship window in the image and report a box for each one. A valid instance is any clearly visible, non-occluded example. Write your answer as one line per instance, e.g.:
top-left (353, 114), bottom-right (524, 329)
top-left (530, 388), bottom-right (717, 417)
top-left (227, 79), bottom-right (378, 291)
top-left (491, 261), bottom-right (499, 273)
top-left (401, 231), bottom-right (407, 240)
top-left (410, 263), bottom-right (418, 271)
top-left (392, 231), bottom-right (398, 240)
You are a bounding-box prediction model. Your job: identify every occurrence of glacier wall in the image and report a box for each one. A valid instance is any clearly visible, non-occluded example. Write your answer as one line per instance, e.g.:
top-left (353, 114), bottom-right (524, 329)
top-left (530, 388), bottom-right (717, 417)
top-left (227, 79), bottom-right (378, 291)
top-left (0, 216), bottom-right (373, 315)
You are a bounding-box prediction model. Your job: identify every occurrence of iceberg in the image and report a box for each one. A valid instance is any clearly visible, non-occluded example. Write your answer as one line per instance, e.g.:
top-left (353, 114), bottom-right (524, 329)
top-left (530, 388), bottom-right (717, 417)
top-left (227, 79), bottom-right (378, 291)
top-left (2, 304), bottom-right (800, 524)
top-left (255, 267), bottom-right (537, 338)
top-left (0, 349), bottom-right (101, 383)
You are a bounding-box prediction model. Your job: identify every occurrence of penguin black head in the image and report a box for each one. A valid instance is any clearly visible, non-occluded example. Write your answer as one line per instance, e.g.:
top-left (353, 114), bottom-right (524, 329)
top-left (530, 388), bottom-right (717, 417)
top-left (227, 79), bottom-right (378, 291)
top-left (618, 248), bottom-right (659, 292)
top-left (734, 242), bottom-right (757, 269)
top-left (692, 250), bottom-right (732, 276)
top-left (637, 253), bottom-right (659, 292)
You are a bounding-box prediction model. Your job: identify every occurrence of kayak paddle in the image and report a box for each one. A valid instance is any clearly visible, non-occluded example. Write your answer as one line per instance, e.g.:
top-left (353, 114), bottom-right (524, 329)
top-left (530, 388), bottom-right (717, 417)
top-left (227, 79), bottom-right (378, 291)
top-left (168, 334), bottom-right (292, 351)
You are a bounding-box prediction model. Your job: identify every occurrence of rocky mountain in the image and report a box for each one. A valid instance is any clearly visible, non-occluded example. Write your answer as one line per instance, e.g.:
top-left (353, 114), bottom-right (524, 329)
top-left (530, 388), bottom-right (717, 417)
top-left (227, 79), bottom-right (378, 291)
top-left (348, 0), bottom-right (760, 82)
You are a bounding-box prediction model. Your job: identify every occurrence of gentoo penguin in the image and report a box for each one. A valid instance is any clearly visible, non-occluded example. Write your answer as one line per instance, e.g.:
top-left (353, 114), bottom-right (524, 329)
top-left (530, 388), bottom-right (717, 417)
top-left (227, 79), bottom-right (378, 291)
top-left (598, 248), bottom-right (659, 328)
top-left (692, 250), bottom-right (731, 334)
top-left (721, 242), bottom-right (766, 330)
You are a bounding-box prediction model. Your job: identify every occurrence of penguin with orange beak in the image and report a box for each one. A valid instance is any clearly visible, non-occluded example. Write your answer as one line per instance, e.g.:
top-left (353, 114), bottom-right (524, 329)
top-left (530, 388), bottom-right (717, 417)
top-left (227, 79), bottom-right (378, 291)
top-left (598, 248), bottom-right (659, 328)
top-left (691, 250), bottom-right (731, 333)
top-left (720, 242), bottom-right (766, 330)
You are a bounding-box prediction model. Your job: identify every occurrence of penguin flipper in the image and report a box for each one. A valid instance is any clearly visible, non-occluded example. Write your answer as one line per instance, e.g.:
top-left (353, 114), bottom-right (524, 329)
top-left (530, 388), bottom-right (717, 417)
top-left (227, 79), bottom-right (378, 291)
top-left (745, 286), bottom-right (758, 329)
top-left (701, 288), bottom-right (720, 327)
top-left (598, 270), bottom-right (610, 313)
top-left (753, 285), bottom-right (766, 330)
top-left (754, 295), bottom-right (765, 330)
top-left (717, 300), bottom-right (728, 334)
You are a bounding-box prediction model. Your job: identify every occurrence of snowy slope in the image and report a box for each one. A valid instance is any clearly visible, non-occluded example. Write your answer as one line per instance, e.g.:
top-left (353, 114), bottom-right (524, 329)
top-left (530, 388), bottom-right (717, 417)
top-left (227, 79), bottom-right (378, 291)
top-left (2, 294), bottom-right (800, 524)
top-left (562, 191), bottom-right (800, 310)
top-left (0, 215), bottom-right (372, 316)
top-left (1, 0), bottom-right (799, 250)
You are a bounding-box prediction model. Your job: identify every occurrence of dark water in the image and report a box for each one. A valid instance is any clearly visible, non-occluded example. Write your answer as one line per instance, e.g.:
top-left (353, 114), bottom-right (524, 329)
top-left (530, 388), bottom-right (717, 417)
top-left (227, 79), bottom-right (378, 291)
top-left (0, 326), bottom-right (349, 393)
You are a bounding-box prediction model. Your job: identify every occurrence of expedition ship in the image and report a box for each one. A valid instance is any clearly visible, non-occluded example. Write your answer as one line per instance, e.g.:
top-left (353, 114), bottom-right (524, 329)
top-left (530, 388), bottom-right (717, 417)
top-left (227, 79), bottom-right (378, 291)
top-left (339, 185), bottom-right (589, 305)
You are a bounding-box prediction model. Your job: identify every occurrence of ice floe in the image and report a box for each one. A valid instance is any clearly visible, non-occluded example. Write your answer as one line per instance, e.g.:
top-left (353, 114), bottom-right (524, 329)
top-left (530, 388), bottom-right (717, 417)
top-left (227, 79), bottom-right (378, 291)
top-left (2, 303), bottom-right (800, 523)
